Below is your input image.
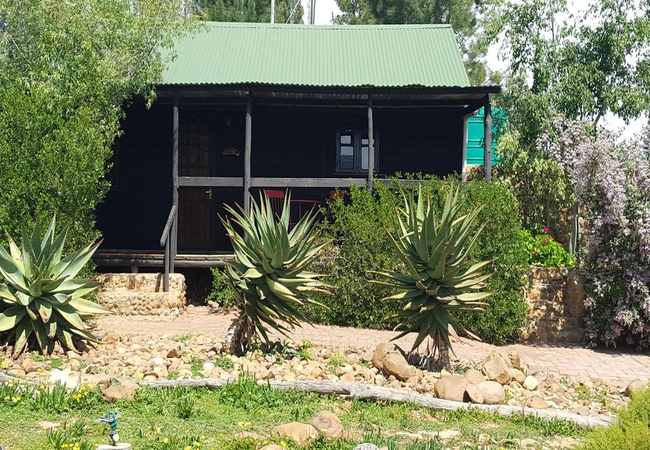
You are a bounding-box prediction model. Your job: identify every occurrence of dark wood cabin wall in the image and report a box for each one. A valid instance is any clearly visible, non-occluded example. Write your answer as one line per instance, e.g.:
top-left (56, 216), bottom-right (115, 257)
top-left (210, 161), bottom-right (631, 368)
top-left (97, 103), bottom-right (463, 252)
top-left (97, 103), bottom-right (173, 250)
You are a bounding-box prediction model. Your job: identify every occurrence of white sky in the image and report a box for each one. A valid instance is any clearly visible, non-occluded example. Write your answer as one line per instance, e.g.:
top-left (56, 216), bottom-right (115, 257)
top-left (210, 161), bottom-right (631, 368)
top-left (301, 0), bottom-right (646, 140)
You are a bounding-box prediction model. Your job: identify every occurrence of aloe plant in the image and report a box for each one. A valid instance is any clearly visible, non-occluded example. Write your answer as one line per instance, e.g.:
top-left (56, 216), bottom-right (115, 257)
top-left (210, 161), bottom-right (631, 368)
top-left (220, 192), bottom-right (331, 355)
top-left (371, 187), bottom-right (494, 370)
top-left (0, 217), bottom-right (112, 357)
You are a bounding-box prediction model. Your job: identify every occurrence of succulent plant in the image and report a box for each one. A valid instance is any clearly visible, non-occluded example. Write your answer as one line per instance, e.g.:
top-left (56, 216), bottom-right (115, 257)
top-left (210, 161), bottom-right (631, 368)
top-left (371, 187), bottom-right (493, 369)
top-left (0, 216), bottom-right (112, 357)
top-left (220, 192), bottom-right (331, 355)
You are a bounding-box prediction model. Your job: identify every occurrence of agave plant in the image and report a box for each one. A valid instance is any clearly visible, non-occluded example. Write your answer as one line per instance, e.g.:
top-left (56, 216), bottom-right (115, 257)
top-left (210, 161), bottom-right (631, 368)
top-left (0, 217), bottom-right (112, 357)
top-left (371, 187), bottom-right (494, 370)
top-left (220, 191), bottom-right (331, 355)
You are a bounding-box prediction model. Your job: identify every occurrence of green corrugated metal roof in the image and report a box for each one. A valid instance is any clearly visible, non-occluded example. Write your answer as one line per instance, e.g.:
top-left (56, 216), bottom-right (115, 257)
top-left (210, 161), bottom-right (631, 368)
top-left (162, 22), bottom-right (470, 88)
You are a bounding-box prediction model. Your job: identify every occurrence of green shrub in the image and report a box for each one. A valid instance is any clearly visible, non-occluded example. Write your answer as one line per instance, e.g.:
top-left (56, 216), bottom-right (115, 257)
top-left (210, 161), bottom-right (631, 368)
top-left (206, 267), bottom-right (236, 309)
top-left (307, 176), bottom-right (530, 345)
top-left (579, 385), bottom-right (650, 450)
top-left (522, 228), bottom-right (577, 268)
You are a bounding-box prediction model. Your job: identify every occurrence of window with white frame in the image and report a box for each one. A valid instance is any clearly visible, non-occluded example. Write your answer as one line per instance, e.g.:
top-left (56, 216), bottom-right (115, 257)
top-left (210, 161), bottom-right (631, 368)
top-left (336, 128), bottom-right (378, 174)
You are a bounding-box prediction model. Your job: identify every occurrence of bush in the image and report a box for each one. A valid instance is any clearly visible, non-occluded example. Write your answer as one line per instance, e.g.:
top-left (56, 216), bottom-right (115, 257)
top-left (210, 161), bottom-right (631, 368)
top-left (206, 267), bottom-right (236, 309)
top-left (306, 176), bottom-right (530, 345)
top-left (522, 228), bottom-right (577, 268)
top-left (579, 385), bottom-right (650, 450)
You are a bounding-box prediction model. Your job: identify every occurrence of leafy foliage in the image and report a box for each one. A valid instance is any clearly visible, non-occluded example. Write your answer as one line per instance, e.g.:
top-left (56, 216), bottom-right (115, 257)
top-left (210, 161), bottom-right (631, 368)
top-left (220, 192), bottom-right (331, 354)
top-left (0, 217), bottom-right (112, 357)
top-left (0, 0), bottom-right (193, 253)
top-left (542, 117), bottom-right (650, 347)
top-left (372, 187), bottom-right (493, 359)
top-left (309, 177), bottom-right (529, 345)
top-left (197, 0), bottom-right (304, 23)
top-left (522, 229), bottom-right (577, 268)
top-left (207, 267), bottom-right (236, 309)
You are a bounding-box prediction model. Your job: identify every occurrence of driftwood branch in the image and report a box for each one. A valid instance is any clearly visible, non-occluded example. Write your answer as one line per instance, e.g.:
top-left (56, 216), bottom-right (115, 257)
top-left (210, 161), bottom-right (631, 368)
top-left (143, 378), bottom-right (611, 428)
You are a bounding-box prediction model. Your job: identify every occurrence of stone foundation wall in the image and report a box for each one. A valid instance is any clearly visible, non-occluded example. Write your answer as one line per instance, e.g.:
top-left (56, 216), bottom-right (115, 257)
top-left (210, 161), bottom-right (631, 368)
top-left (522, 267), bottom-right (586, 343)
top-left (95, 273), bottom-right (186, 316)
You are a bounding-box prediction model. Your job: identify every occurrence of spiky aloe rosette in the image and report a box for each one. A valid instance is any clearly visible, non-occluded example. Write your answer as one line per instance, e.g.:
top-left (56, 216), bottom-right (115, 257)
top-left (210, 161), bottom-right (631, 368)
top-left (220, 192), bottom-right (331, 354)
top-left (0, 217), bottom-right (112, 357)
top-left (371, 187), bottom-right (494, 362)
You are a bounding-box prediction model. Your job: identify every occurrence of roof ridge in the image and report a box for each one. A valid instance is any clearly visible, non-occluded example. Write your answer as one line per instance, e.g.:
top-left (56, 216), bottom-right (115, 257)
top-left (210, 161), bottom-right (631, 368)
top-left (203, 21), bottom-right (453, 30)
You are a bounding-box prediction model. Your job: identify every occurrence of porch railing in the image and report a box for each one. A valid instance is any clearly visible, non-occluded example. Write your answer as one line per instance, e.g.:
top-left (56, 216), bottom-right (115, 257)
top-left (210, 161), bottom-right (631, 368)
top-left (159, 205), bottom-right (177, 292)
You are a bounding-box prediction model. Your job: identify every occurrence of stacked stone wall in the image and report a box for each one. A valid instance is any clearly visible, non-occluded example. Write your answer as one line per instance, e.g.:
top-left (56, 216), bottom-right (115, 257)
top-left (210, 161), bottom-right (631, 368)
top-left (95, 273), bottom-right (186, 316)
top-left (522, 267), bottom-right (585, 343)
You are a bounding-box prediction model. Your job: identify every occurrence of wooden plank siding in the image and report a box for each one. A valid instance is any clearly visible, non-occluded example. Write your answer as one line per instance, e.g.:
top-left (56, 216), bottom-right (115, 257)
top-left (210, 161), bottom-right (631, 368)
top-left (96, 101), bottom-right (463, 253)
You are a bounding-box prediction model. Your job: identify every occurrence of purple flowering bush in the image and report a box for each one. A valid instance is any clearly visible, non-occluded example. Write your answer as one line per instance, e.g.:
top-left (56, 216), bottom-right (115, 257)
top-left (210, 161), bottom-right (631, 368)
top-left (539, 117), bottom-right (650, 348)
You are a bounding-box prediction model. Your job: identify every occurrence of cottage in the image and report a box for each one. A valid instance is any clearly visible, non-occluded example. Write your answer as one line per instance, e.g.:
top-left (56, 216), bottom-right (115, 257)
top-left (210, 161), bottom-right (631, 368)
top-left (96, 22), bottom-right (500, 279)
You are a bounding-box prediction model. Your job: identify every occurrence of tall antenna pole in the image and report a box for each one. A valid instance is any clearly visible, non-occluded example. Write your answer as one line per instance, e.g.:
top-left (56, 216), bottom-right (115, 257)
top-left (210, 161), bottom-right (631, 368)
top-left (310, 0), bottom-right (316, 24)
top-left (271, 0), bottom-right (275, 23)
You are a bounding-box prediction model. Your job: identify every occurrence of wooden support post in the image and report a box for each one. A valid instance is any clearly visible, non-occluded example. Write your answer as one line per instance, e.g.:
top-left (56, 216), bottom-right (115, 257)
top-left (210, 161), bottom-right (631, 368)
top-left (367, 95), bottom-right (375, 193)
top-left (171, 91), bottom-right (179, 273)
top-left (483, 95), bottom-right (492, 181)
top-left (244, 97), bottom-right (252, 213)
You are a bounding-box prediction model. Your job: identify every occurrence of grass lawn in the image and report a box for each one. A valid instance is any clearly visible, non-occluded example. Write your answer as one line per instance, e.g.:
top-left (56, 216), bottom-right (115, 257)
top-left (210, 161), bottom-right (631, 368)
top-left (0, 375), bottom-right (588, 450)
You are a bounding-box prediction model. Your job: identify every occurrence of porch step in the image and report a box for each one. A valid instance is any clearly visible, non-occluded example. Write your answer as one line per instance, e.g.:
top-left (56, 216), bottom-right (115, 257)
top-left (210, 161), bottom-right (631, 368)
top-left (94, 251), bottom-right (235, 269)
top-left (95, 273), bottom-right (186, 316)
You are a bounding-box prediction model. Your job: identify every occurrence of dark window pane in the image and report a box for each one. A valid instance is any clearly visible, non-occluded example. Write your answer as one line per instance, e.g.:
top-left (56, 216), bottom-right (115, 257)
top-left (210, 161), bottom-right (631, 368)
top-left (340, 145), bottom-right (354, 170)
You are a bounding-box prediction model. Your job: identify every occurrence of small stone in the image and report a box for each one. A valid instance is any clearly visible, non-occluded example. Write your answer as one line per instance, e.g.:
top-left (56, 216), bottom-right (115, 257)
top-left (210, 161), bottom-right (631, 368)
top-left (526, 396), bottom-right (549, 409)
top-left (39, 421), bottom-right (61, 430)
top-left (437, 429), bottom-right (461, 440)
top-left (624, 379), bottom-right (646, 397)
top-left (235, 431), bottom-right (265, 441)
top-left (97, 445), bottom-right (132, 450)
top-left (340, 372), bottom-right (356, 382)
top-left (483, 356), bottom-right (511, 385)
top-left (464, 369), bottom-right (485, 385)
top-left (271, 422), bottom-right (319, 447)
top-left (523, 376), bottom-right (539, 391)
top-left (382, 351), bottom-right (412, 381)
top-left (353, 445), bottom-right (380, 450)
top-left (202, 362), bottom-right (215, 372)
top-left (259, 445), bottom-right (285, 450)
top-left (371, 342), bottom-right (396, 370)
top-left (102, 384), bottom-right (138, 403)
top-left (309, 411), bottom-right (344, 440)
top-left (466, 383), bottom-right (484, 404)
top-left (508, 368), bottom-right (526, 384)
top-left (476, 381), bottom-right (505, 405)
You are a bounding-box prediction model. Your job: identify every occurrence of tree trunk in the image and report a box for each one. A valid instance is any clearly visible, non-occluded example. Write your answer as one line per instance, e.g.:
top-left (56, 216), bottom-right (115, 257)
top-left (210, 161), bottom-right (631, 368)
top-left (224, 315), bottom-right (254, 356)
top-left (437, 337), bottom-right (451, 372)
top-left (143, 378), bottom-right (611, 428)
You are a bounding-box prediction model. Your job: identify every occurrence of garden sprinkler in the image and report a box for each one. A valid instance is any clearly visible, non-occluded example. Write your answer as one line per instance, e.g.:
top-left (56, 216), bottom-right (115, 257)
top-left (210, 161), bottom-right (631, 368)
top-left (98, 409), bottom-right (122, 446)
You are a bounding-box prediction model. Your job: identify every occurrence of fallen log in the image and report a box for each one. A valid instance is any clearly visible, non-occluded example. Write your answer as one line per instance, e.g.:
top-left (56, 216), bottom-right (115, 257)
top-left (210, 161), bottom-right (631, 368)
top-left (143, 378), bottom-right (612, 428)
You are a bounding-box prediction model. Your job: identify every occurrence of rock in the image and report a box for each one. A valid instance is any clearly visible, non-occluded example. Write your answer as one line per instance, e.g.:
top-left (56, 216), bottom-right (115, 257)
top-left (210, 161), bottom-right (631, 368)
top-left (49, 368), bottom-right (79, 389)
top-left (340, 372), bottom-right (356, 382)
top-left (102, 384), bottom-right (138, 403)
top-left (97, 445), bottom-right (131, 450)
top-left (39, 421), bottom-right (61, 430)
top-left (202, 362), bottom-right (215, 372)
top-left (271, 422), bottom-right (319, 447)
top-left (526, 396), bottom-right (549, 409)
top-left (624, 379), bottom-right (646, 397)
top-left (371, 342), bottom-right (395, 370)
top-left (235, 431), bottom-right (265, 441)
top-left (523, 376), bottom-right (539, 391)
top-left (485, 349), bottom-right (522, 369)
top-left (309, 411), bottom-right (344, 440)
top-left (433, 375), bottom-right (467, 402)
top-left (466, 383), bottom-right (484, 404)
top-left (508, 368), bottom-right (526, 384)
top-left (382, 351), bottom-right (412, 381)
top-left (353, 445), bottom-right (380, 450)
top-left (476, 381), bottom-right (505, 405)
top-left (464, 369), bottom-right (485, 385)
top-left (437, 429), bottom-right (462, 440)
top-left (483, 356), bottom-right (511, 385)
top-left (21, 359), bottom-right (45, 374)
top-left (259, 445), bottom-right (285, 450)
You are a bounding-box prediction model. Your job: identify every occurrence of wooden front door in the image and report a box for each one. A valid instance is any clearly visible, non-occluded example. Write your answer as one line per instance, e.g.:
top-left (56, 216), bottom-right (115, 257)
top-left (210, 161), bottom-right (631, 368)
top-left (178, 124), bottom-right (214, 251)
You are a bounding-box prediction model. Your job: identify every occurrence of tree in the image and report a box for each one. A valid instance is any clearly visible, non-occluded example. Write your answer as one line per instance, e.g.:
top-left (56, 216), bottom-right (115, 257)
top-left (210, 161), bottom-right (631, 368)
top-left (487, 0), bottom-right (650, 126)
top-left (333, 0), bottom-right (495, 85)
top-left (0, 0), bottom-right (193, 251)
top-left (197, 0), bottom-right (304, 23)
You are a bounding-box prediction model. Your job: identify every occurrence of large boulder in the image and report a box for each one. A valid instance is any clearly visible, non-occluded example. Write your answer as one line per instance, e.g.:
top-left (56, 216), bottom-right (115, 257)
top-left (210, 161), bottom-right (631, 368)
top-left (464, 369), bottom-right (485, 385)
top-left (101, 384), bottom-right (138, 403)
top-left (433, 375), bottom-right (467, 402)
top-left (272, 422), bottom-right (319, 447)
top-left (371, 342), bottom-right (395, 370)
top-left (382, 352), bottom-right (412, 381)
top-left (309, 411), bottom-right (344, 440)
top-left (476, 381), bottom-right (505, 405)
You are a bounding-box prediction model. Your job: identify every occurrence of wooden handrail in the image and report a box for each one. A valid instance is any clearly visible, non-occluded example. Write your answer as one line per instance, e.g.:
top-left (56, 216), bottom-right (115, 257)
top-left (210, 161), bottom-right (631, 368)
top-left (160, 205), bottom-right (177, 247)
top-left (160, 205), bottom-right (177, 293)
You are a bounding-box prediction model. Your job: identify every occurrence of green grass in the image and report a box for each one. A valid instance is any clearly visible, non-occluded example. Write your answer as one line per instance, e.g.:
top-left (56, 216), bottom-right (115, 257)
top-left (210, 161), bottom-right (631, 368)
top-left (0, 374), bottom-right (590, 450)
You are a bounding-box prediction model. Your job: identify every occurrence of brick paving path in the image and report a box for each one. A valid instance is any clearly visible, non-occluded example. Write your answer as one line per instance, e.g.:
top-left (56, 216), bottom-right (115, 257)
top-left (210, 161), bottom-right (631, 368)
top-left (97, 306), bottom-right (650, 387)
